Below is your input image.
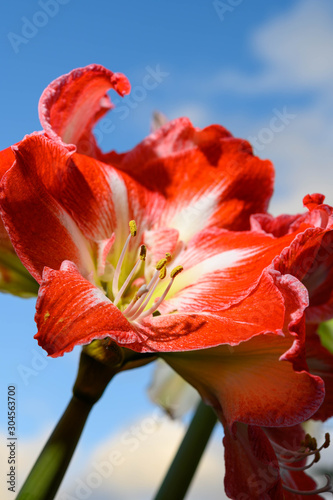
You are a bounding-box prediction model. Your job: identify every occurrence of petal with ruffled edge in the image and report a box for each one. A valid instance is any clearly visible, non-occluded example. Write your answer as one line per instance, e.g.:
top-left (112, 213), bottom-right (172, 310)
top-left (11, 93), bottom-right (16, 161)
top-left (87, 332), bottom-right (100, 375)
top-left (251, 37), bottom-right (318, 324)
top-left (163, 337), bottom-right (324, 430)
top-left (35, 261), bottom-right (301, 355)
top-left (250, 195), bottom-right (333, 323)
top-left (273, 228), bottom-right (333, 323)
top-left (160, 271), bottom-right (324, 429)
top-left (154, 227), bottom-right (301, 314)
top-left (38, 64), bottom-right (130, 156)
top-left (0, 136), bottom-right (93, 283)
top-left (35, 259), bottom-right (323, 428)
top-left (110, 118), bottom-right (275, 240)
top-left (35, 261), bottom-right (141, 357)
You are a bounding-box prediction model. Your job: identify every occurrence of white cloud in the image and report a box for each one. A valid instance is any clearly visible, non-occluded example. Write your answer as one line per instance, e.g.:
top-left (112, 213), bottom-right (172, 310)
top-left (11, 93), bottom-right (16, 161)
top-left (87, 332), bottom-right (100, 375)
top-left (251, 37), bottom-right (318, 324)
top-left (56, 411), bottom-right (225, 500)
top-left (212, 0), bottom-right (333, 93)
top-left (249, 103), bottom-right (333, 215)
top-left (203, 0), bottom-right (333, 215)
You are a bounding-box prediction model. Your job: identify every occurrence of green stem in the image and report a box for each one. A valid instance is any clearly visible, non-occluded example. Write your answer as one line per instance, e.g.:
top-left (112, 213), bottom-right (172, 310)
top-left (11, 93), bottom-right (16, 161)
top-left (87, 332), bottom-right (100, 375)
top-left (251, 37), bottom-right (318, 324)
top-left (16, 395), bottom-right (93, 500)
top-left (16, 350), bottom-right (118, 500)
top-left (154, 400), bottom-right (217, 500)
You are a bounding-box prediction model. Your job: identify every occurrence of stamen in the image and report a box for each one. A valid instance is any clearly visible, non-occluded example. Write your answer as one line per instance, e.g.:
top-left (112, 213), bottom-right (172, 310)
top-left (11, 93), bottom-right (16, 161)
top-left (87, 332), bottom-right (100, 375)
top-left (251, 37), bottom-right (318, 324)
top-left (129, 220), bottom-right (137, 236)
top-left (124, 267), bottom-right (160, 319)
top-left (271, 432), bottom-right (333, 496)
top-left (112, 221), bottom-right (137, 298)
top-left (122, 285), bottom-right (149, 317)
top-left (113, 245), bottom-right (146, 306)
top-left (165, 252), bottom-right (172, 263)
top-left (159, 266), bottom-right (167, 279)
top-left (139, 265), bottom-right (183, 320)
top-left (282, 474), bottom-right (333, 496)
top-left (170, 265), bottom-right (183, 278)
top-left (279, 455), bottom-right (318, 472)
top-left (127, 271), bottom-right (162, 321)
top-left (273, 432), bottom-right (331, 464)
top-left (140, 245), bottom-right (147, 261)
top-left (156, 258), bottom-right (167, 270)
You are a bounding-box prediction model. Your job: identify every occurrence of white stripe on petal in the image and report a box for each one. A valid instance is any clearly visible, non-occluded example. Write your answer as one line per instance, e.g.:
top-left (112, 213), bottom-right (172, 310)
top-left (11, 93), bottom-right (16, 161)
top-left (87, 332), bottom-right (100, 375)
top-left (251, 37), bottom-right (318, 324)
top-left (105, 168), bottom-right (129, 254)
top-left (58, 207), bottom-right (95, 276)
top-left (174, 248), bottom-right (254, 293)
top-left (168, 183), bottom-right (226, 243)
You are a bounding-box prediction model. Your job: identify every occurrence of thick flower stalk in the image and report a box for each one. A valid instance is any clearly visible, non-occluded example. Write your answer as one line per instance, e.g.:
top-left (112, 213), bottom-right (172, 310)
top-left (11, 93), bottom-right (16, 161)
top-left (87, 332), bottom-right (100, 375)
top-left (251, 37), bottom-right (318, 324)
top-left (1, 65), bottom-right (333, 499)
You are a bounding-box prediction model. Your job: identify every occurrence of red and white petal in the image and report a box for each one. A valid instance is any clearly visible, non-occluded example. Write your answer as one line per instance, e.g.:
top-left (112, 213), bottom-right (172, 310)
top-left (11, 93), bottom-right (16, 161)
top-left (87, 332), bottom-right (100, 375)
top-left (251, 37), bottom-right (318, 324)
top-left (111, 118), bottom-right (274, 240)
top-left (149, 271), bottom-right (325, 429)
top-left (39, 64), bottom-right (130, 155)
top-left (140, 268), bottom-right (309, 354)
top-left (163, 335), bottom-right (324, 430)
top-left (252, 196), bottom-right (333, 238)
top-left (250, 212), bottom-right (302, 237)
top-left (0, 135), bottom-right (93, 283)
top-left (223, 423), bottom-right (283, 499)
top-left (96, 235), bottom-right (115, 278)
top-left (143, 227), bottom-right (180, 268)
top-left (53, 150), bottom-right (153, 246)
top-left (273, 227), bottom-right (333, 323)
top-left (0, 145), bottom-right (15, 179)
top-left (108, 118), bottom-right (231, 164)
top-left (158, 227), bottom-right (300, 314)
top-left (35, 261), bottom-right (140, 357)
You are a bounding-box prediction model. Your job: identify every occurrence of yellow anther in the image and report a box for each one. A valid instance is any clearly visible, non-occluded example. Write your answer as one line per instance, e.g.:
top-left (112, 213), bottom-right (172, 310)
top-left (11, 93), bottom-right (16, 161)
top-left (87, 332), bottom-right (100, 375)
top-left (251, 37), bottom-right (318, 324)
top-left (140, 245), bottom-right (147, 261)
top-left (159, 266), bottom-right (167, 279)
top-left (170, 265), bottom-right (183, 278)
top-left (129, 220), bottom-right (137, 236)
top-left (156, 258), bottom-right (167, 270)
top-left (165, 252), bottom-right (172, 262)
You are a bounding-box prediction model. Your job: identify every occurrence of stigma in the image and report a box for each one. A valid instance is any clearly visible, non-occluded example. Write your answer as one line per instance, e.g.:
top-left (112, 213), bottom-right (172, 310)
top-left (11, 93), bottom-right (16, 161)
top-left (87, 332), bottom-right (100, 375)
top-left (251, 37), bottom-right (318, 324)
top-left (111, 221), bottom-right (183, 322)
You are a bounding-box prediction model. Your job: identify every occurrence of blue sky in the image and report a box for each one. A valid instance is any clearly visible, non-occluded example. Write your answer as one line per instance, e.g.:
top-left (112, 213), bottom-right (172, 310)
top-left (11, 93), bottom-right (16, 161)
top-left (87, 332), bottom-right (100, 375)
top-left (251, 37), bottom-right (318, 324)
top-left (1, 1), bottom-right (333, 498)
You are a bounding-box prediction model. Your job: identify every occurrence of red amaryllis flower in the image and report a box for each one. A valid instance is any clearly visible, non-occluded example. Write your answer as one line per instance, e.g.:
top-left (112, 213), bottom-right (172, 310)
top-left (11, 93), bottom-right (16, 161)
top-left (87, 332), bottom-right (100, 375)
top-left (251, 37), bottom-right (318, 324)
top-left (0, 65), bottom-right (332, 499)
